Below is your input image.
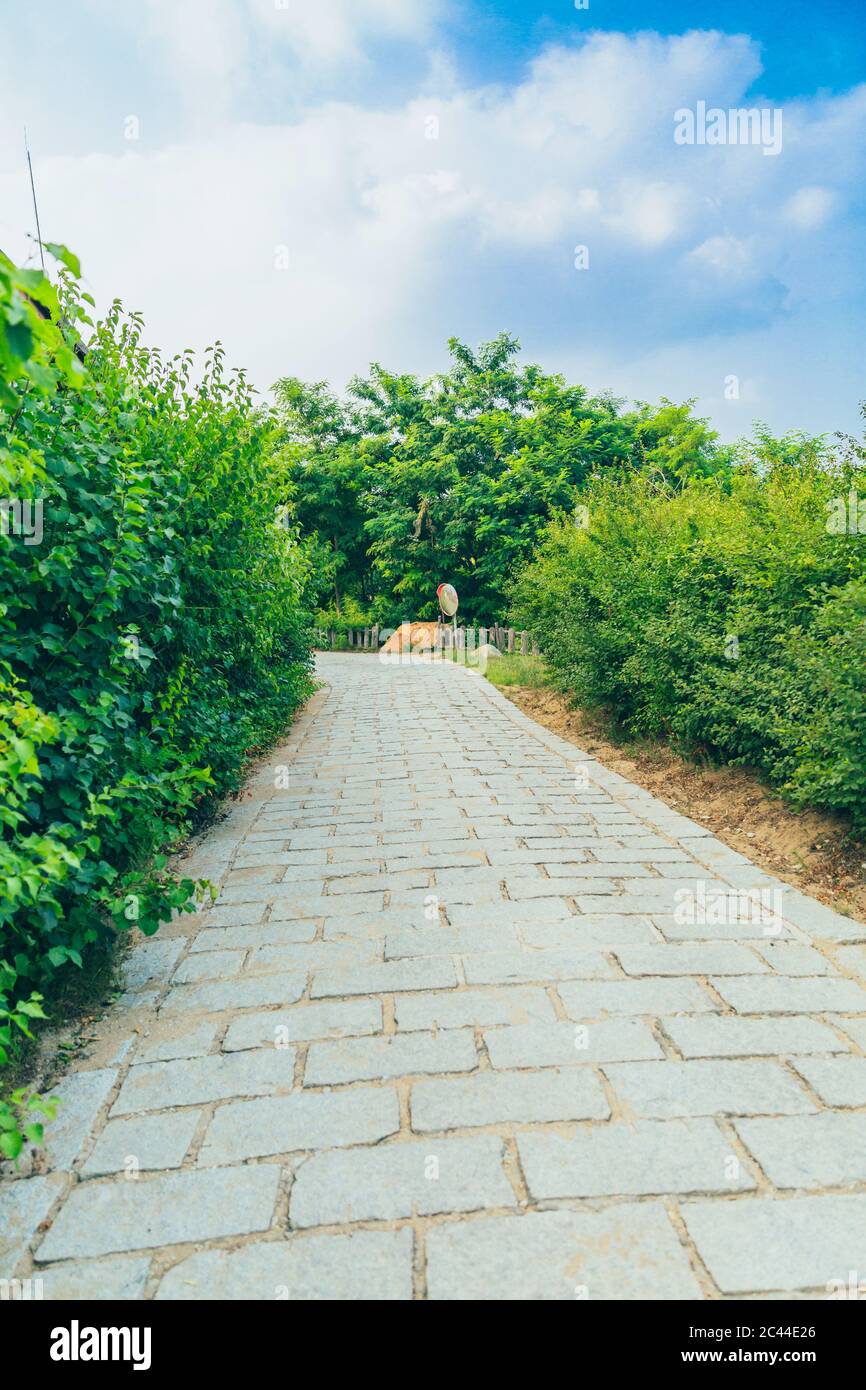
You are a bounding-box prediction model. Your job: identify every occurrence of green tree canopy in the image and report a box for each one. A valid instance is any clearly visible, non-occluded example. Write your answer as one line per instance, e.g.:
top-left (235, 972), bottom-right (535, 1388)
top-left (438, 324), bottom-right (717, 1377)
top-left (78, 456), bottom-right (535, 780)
top-left (275, 334), bottom-right (731, 624)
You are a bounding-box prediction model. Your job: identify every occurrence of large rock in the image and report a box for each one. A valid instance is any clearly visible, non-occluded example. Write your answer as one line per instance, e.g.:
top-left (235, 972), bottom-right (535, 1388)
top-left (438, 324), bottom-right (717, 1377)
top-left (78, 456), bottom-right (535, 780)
top-left (380, 621), bottom-right (441, 653)
top-left (470, 642), bottom-right (501, 662)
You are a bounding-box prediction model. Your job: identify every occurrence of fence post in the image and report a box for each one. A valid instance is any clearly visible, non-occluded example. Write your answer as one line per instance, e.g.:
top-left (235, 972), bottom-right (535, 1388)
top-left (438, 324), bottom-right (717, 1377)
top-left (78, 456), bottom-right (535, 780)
top-left (479, 626), bottom-right (487, 648)
top-left (507, 628), bottom-right (515, 653)
top-left (520, 630), bottom-right (529, 654)
top-left (532, 637), bottom-right (539, 656)
top-left (372, 624), bottom-right (379, 649)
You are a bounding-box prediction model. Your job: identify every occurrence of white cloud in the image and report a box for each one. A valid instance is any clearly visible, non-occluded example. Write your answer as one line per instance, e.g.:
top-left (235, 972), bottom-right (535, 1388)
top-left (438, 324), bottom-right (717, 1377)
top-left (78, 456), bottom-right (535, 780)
top-left (1, 25), bottom-right (864, 438)
top-left (602, 182), bottom-right (692, 247)
top-left (783, 185), bottom-right (837, 230)
top-left (71, 0), bottom-right (443, 130)
top-left (251, 0), bottom-right (442, 66)
top-left (146, 0), bottom-right (249, 109)
top-left (687, 234), bottom-right (758, 281)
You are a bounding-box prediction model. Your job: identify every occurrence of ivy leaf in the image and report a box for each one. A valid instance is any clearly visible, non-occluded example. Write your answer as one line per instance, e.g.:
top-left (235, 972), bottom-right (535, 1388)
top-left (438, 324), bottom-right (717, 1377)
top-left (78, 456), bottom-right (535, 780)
top-left (45, 242), bottom-right (82, 277)
top-left (0, 1130), bottom-right (23, 1160)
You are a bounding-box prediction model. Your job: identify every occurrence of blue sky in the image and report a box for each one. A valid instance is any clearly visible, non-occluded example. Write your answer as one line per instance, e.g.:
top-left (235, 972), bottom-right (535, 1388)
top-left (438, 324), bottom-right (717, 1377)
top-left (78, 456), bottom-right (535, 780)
top-left (455, 1), bottom-right (866, 99)
top-left (1, 0), bottom-right (864, 440)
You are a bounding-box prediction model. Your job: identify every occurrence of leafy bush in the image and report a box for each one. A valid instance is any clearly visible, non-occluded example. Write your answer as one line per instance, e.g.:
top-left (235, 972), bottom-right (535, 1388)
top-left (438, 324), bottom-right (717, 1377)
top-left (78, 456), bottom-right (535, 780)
top-left (0, 247), bottom-right (314, 1149)
top-left (511, 436), bottom-right (866, 826)
top-left (314, 596), bottom-right (375, 634)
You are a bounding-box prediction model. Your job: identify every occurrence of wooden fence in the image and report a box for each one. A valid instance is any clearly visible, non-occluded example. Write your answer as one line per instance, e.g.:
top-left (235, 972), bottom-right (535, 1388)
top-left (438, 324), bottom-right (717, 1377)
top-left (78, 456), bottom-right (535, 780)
top-left (314, 624), bottom-right (539, 655)
top-left (314, 626), bottom-right (381, 650)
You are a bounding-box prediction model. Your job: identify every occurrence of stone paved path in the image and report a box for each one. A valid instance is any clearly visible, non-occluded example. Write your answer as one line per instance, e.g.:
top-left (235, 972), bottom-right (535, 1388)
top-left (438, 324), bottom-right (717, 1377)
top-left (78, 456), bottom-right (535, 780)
top-left (3, 652), bottom-right (866, 1300)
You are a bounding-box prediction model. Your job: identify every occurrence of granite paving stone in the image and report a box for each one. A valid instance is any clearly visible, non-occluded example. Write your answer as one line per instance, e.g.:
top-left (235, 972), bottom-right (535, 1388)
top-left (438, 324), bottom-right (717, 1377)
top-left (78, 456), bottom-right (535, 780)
top-left (518, 1119), bottom-right (757, 1198)
top-left (36, 1166), bottom-right (282, 1261)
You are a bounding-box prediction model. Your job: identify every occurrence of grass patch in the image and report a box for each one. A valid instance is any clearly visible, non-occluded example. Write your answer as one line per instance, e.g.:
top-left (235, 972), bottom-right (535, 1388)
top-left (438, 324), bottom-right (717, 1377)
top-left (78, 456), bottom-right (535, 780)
top-left (483, 653), bottom-right (551, 688)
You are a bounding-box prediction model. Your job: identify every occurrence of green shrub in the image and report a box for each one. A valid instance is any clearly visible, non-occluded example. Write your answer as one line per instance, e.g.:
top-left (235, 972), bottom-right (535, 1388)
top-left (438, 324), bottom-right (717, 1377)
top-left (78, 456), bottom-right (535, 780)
top-left (315, 597), bottom-right (375, 635)
top-left (0, 248), bottom-right (314, 1150)
top-left (511, 440), bottom-right (866, 826)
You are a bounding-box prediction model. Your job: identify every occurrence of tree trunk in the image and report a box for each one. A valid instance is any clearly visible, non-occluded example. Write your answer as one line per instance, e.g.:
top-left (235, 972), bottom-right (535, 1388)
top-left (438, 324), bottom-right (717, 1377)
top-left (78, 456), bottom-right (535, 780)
top-left (332, 538), bottom-right (341, 614)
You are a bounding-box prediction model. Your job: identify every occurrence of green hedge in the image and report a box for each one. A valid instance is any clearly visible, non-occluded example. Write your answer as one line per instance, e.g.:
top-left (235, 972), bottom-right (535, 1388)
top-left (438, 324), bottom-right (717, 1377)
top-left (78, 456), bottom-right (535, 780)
top-left (0, 248), bottom-right (313, 1149)
top-left (511, 443), bottom-right (866, 827)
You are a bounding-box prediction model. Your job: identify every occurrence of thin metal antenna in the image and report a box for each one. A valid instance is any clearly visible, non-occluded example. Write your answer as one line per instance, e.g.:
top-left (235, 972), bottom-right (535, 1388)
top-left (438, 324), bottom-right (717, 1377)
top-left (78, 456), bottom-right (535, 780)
top-left (24, 127), bottom-right (46, 272)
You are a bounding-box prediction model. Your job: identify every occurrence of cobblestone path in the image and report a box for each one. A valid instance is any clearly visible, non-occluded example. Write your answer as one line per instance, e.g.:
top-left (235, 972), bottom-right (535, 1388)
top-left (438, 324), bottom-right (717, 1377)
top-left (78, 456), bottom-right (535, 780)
top-left (2, 653), bottom-right (866, 1300)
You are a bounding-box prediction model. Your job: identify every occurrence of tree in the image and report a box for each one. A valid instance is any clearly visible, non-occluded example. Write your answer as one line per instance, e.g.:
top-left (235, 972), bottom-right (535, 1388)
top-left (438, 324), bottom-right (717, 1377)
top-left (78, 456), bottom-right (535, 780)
top-left (276, 336), bottom-right (732, 624)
